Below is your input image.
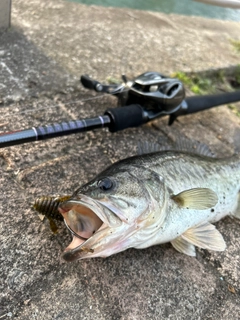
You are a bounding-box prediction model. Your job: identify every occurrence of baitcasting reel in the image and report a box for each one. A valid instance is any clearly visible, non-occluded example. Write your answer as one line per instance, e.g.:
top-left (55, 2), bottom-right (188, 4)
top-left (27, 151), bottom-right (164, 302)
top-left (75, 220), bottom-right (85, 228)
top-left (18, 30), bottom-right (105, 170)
top-left (81, 72), bottom-right (185, 123)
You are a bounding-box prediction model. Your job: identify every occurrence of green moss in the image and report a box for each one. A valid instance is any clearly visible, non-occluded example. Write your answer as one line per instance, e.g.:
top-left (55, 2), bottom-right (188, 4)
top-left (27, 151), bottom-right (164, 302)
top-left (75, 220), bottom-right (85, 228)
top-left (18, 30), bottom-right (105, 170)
top-left (173, 65), bottom-right (240, 95)
top-left (215, 69), bottom-right (225, 82)
top-left (230, 39), bottom-right (240, 54)
top-left (172, 71), bottom-right (214, 95)
top-left (172, 71), bottom-right (192, 86)
top-left (107, 76), bottom-right (121, 84)
top-left (228, 104), bottom-right (240, 118)
top-left (235, 65), bottom-right (240, 84)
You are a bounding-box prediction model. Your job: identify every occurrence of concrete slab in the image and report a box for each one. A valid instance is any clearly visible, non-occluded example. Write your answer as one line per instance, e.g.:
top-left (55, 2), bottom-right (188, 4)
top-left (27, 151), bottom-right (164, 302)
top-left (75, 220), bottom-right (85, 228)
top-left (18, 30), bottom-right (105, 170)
top-left (0, 0), bottom-right (11, 30)
top-left (0, 0), bottom-right (240, 319)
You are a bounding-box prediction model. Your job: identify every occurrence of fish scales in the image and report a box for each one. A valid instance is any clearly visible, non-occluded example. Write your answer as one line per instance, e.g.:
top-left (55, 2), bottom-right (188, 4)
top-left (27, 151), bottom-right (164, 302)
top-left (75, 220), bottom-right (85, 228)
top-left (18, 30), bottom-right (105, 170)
top-left (56, 149), bottom-right (240, 261)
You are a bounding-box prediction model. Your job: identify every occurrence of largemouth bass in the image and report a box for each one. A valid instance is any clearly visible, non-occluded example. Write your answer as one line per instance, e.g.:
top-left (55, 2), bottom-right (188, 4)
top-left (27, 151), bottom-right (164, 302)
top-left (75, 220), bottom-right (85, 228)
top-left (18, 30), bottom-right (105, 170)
top-left (58, 144), bottom-right (240, 262)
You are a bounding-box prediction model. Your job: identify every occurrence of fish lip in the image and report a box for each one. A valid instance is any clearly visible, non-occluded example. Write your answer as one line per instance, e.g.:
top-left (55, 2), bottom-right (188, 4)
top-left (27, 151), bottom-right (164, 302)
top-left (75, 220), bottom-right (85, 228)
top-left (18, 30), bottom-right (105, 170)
top-left (96, 198), bottom-right (131, 224)
top-left (61, 195), bottom-right (108, 224)
top-left (58, 194), bottom-right (121, 261)
top-left (61, 232), bottom-right (106, 262)
top-left (61, 224), bottom-right (109, 262)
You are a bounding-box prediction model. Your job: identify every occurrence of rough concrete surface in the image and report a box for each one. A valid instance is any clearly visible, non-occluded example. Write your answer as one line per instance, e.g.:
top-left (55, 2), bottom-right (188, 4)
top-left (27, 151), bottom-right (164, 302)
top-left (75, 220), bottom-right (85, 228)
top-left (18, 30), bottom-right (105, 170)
top-left (0, 0), bottom-right (240, 319)
top-left (0, 0), bottom-right (11, 30)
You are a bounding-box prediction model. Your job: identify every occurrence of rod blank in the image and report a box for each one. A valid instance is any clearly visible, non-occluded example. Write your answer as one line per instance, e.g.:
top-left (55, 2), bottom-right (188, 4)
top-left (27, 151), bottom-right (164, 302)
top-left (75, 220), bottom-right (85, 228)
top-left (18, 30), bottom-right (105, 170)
top-left (0, 104), bottom-right (143, 148)
top-left (0, 115), bottom-right (111, 148)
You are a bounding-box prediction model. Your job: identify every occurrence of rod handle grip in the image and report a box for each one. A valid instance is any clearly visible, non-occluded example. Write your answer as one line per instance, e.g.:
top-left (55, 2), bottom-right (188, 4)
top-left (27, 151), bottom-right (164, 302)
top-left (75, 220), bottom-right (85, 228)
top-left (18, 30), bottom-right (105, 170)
top-left (105, 104), bottom-right (144, 132)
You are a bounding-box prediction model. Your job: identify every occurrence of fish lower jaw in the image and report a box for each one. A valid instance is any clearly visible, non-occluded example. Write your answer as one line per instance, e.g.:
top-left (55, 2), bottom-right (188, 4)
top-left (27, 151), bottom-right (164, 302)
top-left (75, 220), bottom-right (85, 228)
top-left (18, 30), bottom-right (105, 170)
top-left (62, 222), bottom-right (110, 262)
top-left (65, 236), bottom-right (85, 251)
top-left (62, 236), bottom-right (95, 262)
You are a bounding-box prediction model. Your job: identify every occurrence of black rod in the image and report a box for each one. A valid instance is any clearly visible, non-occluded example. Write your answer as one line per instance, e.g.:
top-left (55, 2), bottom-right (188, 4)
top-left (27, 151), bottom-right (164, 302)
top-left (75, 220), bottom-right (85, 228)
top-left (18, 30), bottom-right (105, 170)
top-left (0, 115), bottom-right (111, 148)
top-left (0, 104), bottom-right (144, 148)
top-left (185, 91), bottom-right (240, 114)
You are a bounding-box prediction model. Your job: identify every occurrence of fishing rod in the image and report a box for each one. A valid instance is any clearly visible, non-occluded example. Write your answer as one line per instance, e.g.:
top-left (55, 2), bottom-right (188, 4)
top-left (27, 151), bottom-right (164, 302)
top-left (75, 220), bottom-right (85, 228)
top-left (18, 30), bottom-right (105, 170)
top-left (0, 71), bottom-right (240, 148)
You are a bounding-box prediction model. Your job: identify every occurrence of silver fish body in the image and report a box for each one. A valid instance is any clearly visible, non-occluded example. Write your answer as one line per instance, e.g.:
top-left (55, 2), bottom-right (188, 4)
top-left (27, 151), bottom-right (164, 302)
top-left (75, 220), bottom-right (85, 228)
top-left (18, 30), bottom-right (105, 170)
top-left (59, 150), bottom-right (240, 261)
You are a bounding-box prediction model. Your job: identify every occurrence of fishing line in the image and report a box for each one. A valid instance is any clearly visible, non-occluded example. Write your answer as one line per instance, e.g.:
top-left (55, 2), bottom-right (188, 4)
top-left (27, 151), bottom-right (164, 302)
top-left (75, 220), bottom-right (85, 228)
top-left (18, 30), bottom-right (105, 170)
top-left (1, 89), bottom-right (130, 122)
top-left (1, 94), bottom-right (105, 120)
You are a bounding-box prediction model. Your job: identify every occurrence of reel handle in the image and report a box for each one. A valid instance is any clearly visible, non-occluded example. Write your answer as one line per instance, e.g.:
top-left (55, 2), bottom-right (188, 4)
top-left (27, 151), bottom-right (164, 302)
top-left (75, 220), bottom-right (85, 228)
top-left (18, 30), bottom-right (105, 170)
top-left (81, 75), bottom-right (102, 91)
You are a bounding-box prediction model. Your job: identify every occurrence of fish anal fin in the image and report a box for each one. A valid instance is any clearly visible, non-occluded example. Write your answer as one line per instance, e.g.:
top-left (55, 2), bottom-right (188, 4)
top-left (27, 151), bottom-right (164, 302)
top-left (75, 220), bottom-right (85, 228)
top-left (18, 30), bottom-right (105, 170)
top-left (182, 222), bottom-right (226, 251)
top-left (171, 237), bottom-right (196, 256)
top-left (172, 188), bottom-right (218, 210)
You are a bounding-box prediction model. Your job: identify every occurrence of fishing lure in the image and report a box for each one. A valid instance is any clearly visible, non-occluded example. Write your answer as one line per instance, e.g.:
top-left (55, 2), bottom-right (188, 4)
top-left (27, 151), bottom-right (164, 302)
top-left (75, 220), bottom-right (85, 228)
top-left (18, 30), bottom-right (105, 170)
top-left (33, 195), bottom-right (71, 233)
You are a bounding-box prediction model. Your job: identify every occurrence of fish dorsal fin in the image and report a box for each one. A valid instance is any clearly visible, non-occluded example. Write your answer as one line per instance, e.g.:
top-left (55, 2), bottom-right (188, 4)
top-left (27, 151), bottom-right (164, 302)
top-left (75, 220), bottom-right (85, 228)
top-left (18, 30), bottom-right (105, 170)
top-left (182, 222), bottom-right (226, 251)
top-left (171, 188), bottom-right (218, 210)
top-left (137, 138), bottom-right (215, 157)
top-left (171, 237), bottom-right (196, 256)
top-left (137, 141), bottom-right (169, 155)
top-left (174, 138), bottom-right (215, 157)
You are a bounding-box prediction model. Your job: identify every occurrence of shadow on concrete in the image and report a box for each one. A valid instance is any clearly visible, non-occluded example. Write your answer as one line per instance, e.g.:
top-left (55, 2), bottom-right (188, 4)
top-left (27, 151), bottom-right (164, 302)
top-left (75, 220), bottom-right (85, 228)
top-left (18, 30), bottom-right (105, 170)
top-left (0, 26), bottom-right (78, 105)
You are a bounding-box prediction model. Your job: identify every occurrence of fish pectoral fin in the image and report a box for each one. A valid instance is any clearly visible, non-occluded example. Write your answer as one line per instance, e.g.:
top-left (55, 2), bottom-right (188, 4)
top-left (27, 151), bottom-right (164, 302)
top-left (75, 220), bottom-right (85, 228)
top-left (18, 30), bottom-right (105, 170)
top-left (171, 188), bottom-right (218, 210)
top-left (171, 237), bottom-right (196, 256)
top-left (182, 222), bottom-right (226, 251)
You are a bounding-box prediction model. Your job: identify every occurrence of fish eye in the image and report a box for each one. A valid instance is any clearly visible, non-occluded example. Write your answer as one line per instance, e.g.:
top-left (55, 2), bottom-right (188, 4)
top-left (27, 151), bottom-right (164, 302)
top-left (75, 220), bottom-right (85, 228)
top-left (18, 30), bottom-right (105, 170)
top-left (97, 177), bottom-right (114, 191)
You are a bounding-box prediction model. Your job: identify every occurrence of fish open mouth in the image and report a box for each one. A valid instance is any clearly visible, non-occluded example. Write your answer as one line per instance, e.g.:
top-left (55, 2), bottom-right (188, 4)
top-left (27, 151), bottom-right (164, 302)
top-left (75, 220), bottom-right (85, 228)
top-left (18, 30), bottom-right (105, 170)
top-left (58, 195), bottom-right (120, 261)
top-left (60, 203), bottom-right (103, 245)
top-left (59, 200), bottom-right (103, 244)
